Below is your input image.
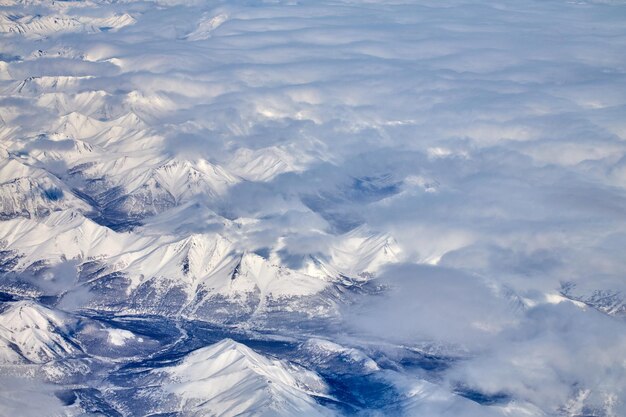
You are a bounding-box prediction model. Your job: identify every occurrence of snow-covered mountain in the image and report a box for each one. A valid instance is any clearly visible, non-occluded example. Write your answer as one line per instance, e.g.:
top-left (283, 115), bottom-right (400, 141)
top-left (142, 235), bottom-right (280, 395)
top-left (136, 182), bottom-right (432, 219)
top-left (0, 210), bottom-right (340, 322)
top-left (2, 0), bottom-right (626, 415)
top-left (0, 10), bottom-right (135, 39)
top-left (0, 300), bottom-right (80, 363)
top-left (0, 151), bottom-right (89, 219)
top-left (153, 339), bottom-right (334, 417)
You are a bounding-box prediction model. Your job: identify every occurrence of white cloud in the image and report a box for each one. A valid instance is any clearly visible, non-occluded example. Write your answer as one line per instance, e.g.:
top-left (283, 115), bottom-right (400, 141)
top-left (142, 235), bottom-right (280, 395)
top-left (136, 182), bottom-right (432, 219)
top-left (2, 0), bottom-right (626, 414)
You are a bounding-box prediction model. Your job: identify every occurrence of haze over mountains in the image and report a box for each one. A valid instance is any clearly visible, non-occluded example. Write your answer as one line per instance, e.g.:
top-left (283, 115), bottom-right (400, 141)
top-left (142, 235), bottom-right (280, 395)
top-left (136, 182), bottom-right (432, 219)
top-left (1, 0), bottom-right (626, 416)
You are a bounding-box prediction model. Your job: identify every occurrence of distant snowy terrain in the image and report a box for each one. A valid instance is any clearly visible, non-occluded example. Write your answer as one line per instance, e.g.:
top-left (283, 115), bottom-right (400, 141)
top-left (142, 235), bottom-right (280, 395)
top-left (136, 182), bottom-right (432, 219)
top-left (1, 0), bottom-right (626, 416)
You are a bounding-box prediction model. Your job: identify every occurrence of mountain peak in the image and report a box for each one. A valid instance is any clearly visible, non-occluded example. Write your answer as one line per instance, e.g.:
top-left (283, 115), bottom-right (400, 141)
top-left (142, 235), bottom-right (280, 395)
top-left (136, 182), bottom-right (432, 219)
top-left (0, 301), bottom-right (80, 363)
top-left (0, 300), bottom-right (66, 332)
top-left (161, 338), bottom-right (332, 417)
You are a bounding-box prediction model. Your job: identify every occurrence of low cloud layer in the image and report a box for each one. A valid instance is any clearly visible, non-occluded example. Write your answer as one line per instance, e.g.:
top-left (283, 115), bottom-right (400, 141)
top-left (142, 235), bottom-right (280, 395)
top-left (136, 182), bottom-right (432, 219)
top-left (1, 0), bottom-right (626, 415)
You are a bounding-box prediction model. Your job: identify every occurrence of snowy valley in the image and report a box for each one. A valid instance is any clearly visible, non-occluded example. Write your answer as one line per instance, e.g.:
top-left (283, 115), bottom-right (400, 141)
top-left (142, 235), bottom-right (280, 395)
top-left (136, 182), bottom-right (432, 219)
top-left (1, 0), bottom-right (626, 416)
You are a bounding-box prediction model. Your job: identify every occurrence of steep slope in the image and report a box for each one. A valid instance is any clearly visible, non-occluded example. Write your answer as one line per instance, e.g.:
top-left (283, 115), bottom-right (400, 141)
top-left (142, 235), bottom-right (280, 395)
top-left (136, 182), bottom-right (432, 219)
top-left (228, 252), bottom-right (329, 299)
top-left (227, 146), bottom-right (310, 182)
top-left (0, 11), bottom-right (135, 39)
top-left (0, 210), bottom-right (142, 268)
top-left (36, 91), bottom-right (110, 118)
top-left (560, 282), bottom-right (626, 318)
top-left (0, 301), bottom-right (80, 363)
top-left (110, 232), bottom-right (237, 290)
top-left (91, 236), bottom-right (331, 319)
top-left (0, 209), bottom-right (332, 319)
top-left (54, 111), bottom-right (108, 141)
top-left (149, 158), bottom-right (239, 203)
top-left (157, 338), bottom-right (333, 417)
top-left (300, 338), bottom-right (380, 376)
top-left (0, 151), bottom-right (89, 219)
top-left (0, 13), bottom-right (84, 38)
top-left (17, 136), bottom-right (98, 173)
top-left (124, 90), bottom-right (177, 120)
top-left (138, 200), bottom-right (232, 235)
top-left (4, 75), bottom-right (93, 96)
top-left (328, 226), bottom-right (401, 280)
top-left (296, 226), bottom-right (401, 285)
top-left (70, 155), bottom-right (239, 222)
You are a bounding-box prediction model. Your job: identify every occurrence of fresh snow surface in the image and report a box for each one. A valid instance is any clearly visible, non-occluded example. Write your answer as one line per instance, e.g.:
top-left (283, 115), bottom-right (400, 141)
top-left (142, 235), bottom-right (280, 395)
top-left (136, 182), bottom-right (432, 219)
top-left (160, 339), bottom-right (332, 417)
top-left (0, 301), bottom-right (79, 363)
top-left (1, 0), bottom-right (626, 416)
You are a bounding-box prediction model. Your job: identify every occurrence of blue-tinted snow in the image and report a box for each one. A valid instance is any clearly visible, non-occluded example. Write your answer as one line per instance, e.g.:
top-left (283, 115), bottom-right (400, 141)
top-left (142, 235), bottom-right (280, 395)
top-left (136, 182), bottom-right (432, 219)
top-left (1, 0), bottom-right (626, 416)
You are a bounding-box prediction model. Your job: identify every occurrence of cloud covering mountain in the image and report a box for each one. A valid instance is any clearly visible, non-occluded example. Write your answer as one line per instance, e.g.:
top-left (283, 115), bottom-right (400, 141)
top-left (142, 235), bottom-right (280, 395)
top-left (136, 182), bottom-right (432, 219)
top-left (1, 0), bottom-right (626, 415)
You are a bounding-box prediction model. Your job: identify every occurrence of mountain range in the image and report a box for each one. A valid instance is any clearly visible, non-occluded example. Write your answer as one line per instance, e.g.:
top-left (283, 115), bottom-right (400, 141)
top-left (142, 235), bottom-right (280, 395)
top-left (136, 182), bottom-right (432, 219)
top-left (2, 0), bottom-right (626, 416)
